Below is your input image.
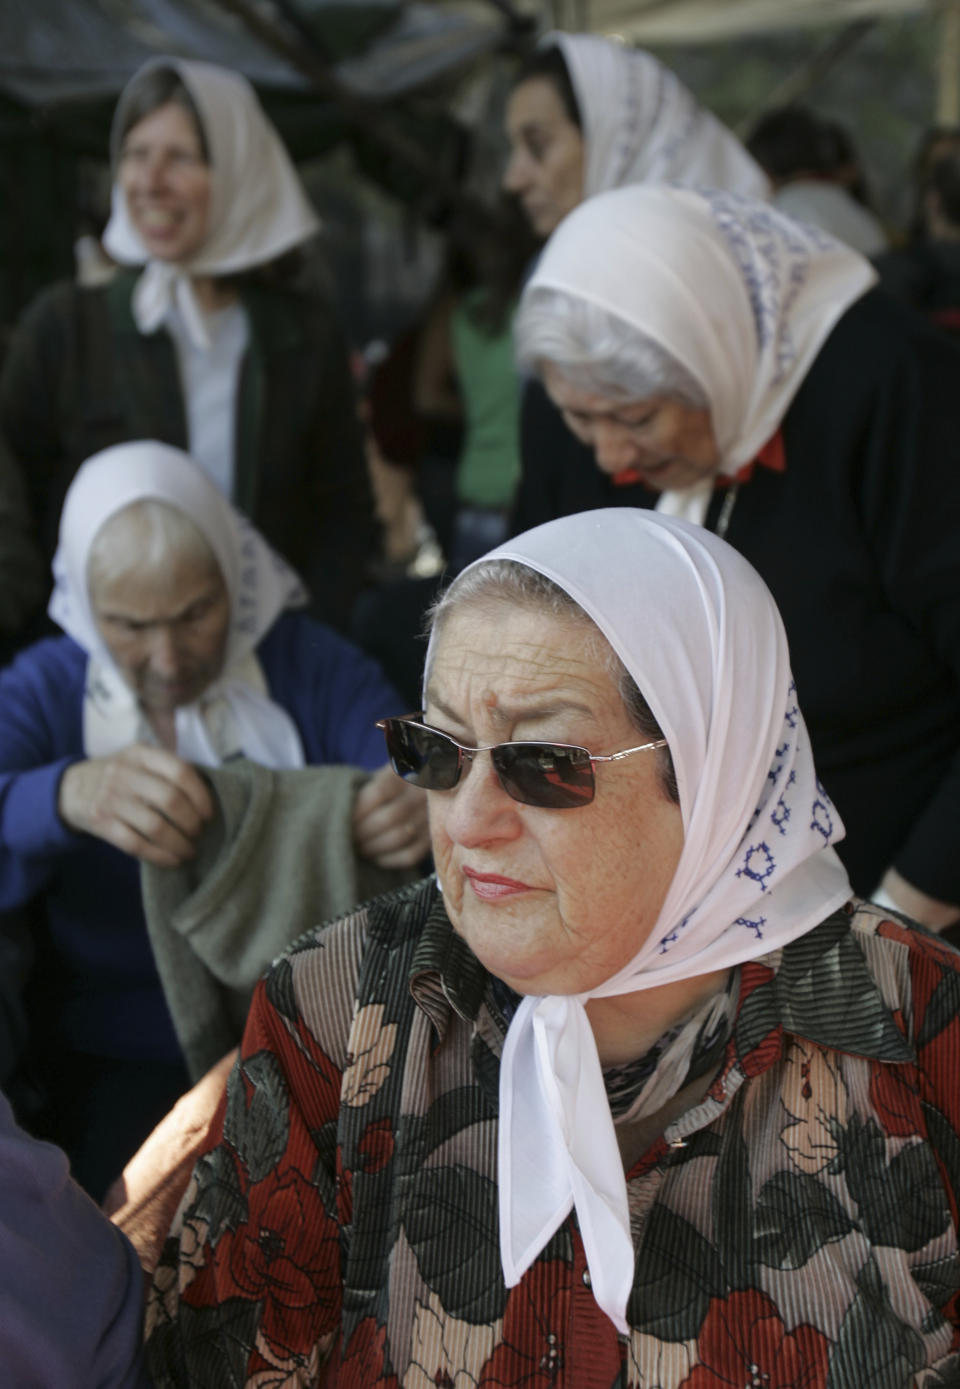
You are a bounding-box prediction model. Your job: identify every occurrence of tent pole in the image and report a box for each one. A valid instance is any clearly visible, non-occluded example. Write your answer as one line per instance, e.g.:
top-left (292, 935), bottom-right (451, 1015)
top-left (937, 1), bottom-right (960, 125)
top-left (739, 18), bottom-right (874, 133)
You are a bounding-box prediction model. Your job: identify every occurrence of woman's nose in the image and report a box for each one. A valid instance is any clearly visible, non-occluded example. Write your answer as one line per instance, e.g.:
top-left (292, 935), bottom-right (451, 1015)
top-left (134, 151), bottom-right (168, 192)
top-left (440, 751), bottom-right (522, 847)
top-left (502, 149), bottom-right (530, 193)
top-left (147, 627), bottom-right (182, 678)
top-left (592, 420), bottom-right (637, 472)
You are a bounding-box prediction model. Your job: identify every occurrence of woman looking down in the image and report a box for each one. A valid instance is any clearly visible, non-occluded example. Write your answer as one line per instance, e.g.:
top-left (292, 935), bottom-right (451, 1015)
top-left (0, 441), bottom-right (425, 1197)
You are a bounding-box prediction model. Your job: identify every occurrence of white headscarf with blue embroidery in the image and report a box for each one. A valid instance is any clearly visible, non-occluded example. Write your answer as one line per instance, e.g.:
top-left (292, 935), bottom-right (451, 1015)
top-left (49, 441), bottom-right (308, 769)
top-left (447, 508), bottom-right (851, 1335)
top-left (547, 33), bottom-right (769, 203)
top-left (523, 184), bottom-right (878, 522)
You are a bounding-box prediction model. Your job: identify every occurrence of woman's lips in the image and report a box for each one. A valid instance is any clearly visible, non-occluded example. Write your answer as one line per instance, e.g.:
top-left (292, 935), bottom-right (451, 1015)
top-left (462, 867), bottom-right (534, 901)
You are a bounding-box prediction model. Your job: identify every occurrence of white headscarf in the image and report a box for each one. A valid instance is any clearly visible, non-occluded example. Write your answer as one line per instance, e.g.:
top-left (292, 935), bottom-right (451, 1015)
top-left (435, 508), bottom-right (851, 1333)
top-left (103, 58), bottom-right (321, 349)
top-left (524, 184), bottom-right (878, 519)
top-left (547, 33), bottom-right (769, 202)
top-left (49, 441), bottom-right (308, 769)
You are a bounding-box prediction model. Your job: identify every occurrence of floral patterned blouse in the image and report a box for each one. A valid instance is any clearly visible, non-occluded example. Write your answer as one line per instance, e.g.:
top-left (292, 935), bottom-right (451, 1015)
top-left (145, 877), bottom-right (960, 1388)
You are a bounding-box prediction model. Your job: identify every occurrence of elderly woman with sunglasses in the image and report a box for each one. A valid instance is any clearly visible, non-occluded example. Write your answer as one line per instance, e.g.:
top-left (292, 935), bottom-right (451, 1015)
top-left (145, 508), bottom-right (960, 1388)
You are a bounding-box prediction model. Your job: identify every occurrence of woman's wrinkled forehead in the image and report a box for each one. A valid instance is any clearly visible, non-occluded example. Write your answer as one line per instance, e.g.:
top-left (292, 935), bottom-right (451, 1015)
top-left (424, 561), bottom-right (604, 690)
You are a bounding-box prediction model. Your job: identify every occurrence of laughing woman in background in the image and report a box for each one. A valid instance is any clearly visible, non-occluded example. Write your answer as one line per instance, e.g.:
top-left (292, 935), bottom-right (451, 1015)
top-left (0, 58), bottom-right (375, 635)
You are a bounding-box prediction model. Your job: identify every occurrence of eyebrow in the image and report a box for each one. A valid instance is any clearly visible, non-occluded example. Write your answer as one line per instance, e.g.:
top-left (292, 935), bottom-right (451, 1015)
top-left (425, 688), bottom-right (597, 729)
top-left (563, 402), bottom-right (656, 422)
top-left (99, 592), bottom-right (217, 626)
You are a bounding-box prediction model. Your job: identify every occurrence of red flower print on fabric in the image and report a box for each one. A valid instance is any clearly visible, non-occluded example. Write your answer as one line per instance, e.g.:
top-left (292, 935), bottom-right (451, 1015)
top-left (358, 1118), bottom-right (396, 1175)
top-left (869, 1062), bottom-right (922, 1139)
top-left (215, 1166), bottom-right (340, 1359)
top-left (338, 1316), bottom-right (399, 1389)
top-left (683, 1288), bottom-right (829, 1389)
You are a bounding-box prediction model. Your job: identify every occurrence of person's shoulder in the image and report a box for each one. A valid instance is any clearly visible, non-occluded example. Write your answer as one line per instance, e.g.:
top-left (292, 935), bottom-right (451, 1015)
top-left (847, 900), bottom-right (960, 1024)
top-left (258, 608), bottom-right (366, 672)
top-left (815, 284), bottom-right (960, 384)
top-left (258, 877), bottom-right (438, 1057)
top-left (15, 277), bottom-right (115, 328)
top-left (279, 875), bottom-right (437, 970)
top-left (0, 634), bottom-right (86, 697)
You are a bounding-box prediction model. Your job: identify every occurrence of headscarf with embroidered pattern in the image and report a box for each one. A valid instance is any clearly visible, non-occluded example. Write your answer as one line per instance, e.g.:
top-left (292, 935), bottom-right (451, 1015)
top-left (430, 507), bottom-right (852, 1334)
top-left (546, 33), bottom-right (770, 202)
top-left (519, 184), bottom-right (878, 523)
top-left (49, 441), bottom-right (308, 770)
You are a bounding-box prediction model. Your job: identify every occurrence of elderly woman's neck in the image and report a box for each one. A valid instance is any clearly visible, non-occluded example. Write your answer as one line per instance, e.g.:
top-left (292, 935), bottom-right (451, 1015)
top-left (190, 276), bottom-right (238, 314)
top-left (585, 968), bottom-right (730, 1068)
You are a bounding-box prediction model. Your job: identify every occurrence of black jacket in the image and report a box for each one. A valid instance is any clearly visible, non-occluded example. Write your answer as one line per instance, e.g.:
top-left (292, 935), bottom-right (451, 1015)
top-left (0, 271), bottom-right (375, 633)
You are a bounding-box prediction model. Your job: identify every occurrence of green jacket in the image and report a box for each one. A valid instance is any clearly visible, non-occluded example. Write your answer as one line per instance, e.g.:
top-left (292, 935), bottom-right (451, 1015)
top-left (0, 271), bottom-right (375, 631)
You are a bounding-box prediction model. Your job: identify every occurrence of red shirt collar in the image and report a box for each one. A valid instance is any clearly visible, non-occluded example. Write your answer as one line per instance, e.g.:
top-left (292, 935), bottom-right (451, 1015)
top-left (611, 429), bottom-right (786, 490)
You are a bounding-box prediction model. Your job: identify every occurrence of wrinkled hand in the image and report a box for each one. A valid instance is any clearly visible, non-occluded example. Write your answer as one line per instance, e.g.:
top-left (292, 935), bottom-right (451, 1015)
top-left (58, 743), bottom-right (213, 868)
top-left (352, 763), bottom-right (430, 869)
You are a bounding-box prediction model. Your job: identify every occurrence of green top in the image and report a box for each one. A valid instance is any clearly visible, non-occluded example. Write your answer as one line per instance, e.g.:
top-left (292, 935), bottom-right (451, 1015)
top-left (450, 289), bottom-right (522, 508)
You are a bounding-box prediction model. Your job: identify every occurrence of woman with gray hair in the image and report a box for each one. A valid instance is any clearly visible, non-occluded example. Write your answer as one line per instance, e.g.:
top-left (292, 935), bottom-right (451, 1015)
top-left (502, 34), bottom-right (769, 541)
top-left (146, 508), bottom-right (960, 1386)
top-left (513, 183), bottom-right (960, 933)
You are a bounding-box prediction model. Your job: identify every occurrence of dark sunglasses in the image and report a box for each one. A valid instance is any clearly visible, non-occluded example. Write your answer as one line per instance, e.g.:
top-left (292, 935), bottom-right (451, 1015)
top-left (377, 714), bottom-right (667, 810)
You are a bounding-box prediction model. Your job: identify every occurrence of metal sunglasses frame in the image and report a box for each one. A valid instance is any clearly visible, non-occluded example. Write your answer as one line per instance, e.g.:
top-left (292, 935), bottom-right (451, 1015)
top-left (377, 713), bottom-right (668, 805)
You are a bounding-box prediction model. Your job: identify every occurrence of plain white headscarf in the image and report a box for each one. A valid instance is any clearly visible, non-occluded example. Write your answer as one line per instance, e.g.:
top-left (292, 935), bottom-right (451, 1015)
top-left (432, 508), bottom-right (851, 1333)
top-left (547, 33), bottom-right (769, 201)
top-left (49, 441), bottom-right (308, 769)
top-left (523, 184), bottom-right (878, 519)
top-left (103, 58), bottom-right (321, 349)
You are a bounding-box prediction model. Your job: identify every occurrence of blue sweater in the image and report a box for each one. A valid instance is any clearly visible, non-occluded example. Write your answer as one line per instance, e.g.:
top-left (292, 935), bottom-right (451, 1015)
top-left (0, 612), bottom-right (405, 1060)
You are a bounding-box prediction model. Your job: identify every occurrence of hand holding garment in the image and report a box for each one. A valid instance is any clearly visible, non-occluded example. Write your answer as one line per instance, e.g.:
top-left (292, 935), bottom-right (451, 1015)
top-left (140, 758), bottom-right (421, 1079)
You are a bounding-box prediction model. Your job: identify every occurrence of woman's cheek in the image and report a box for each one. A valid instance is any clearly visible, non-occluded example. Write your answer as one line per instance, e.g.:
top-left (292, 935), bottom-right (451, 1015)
top-left (428, 809), bottom-right (463, 919)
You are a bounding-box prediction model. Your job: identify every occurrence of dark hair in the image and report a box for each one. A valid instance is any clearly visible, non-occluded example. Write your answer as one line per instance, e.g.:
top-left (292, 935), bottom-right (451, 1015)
top-left (113, 64), bottom-right (320, 288)
top-left (511, 45), bottom-right (582, 130)
top-left (746, 105), bottom-right (834, 182)
top-left (908, 127), bottom-right (960, 242)
top-left (115, 66), bottom-right (209, 162)
top-left (442, 196), bottom-right (540, 335)
top-left (926, 149), bottom-right (960, 230)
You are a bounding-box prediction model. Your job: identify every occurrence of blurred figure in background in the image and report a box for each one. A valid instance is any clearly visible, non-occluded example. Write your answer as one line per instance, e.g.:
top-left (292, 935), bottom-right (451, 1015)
top-left (746, 104), bottom-right (889, 255)
top-left (875, 138), bottom-right (960, 331)
top-left (0, 57), bottom-right (375, 639)
top-left (502, 33), bottom-right (768, 241)
top-left (514, 184), bottom-right (960, 928)
top-left (502, 34), bottom-right (770, 538)
top-left (0, 442), bottom-right (424, 1200)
